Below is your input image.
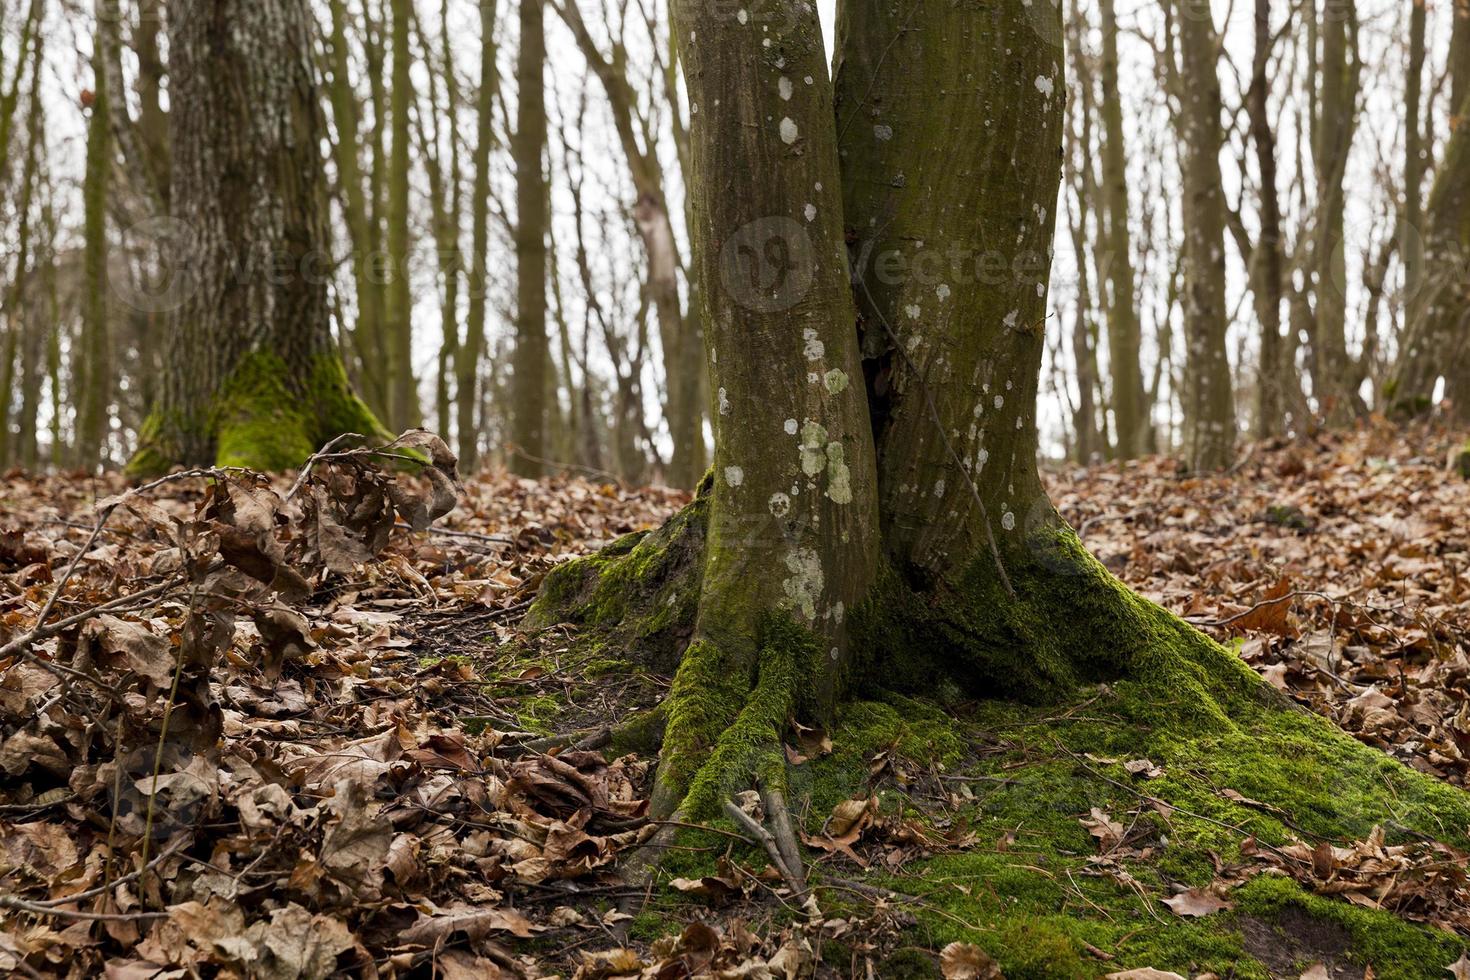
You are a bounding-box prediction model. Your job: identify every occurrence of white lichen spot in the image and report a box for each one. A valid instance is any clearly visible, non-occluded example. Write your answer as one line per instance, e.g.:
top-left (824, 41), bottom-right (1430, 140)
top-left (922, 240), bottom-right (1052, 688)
top-left (825, 442), bottom-right (853, 504)
top-left (804, 75), bottom-right (814, 85)
top-left (800, 421), bottom-right (828, 476)
top-left (779, 117), bottom-right (799, 144)
top-left (934, 479), bottom-right (946, 498)
top-left (784, 418), bottom-right (798, 435)
top-left (768, 492), bottom-right (791, 518)
top-left (724, 465), bottom-right (745, 487)
top-left (1003, 309), bottom-right (1019, 329)
top-left (1001, 511), bottom-right (1017, 531)
top-left (905, 303), bottom-right (921, 319)
top-left (779, 76), bottom-right (793, 100)
top-left (823, 369), bottom-right (849, 394)
top-left (781, 547), bottom-right (824, 621)
top-left (736, 7), bottom-right (748, 23)
top-left (874, 124), bottom-right (893, 141)
top-left (1034, 75), bottom-right (1054, 97)
top-left (977, 448), bottom-right (990, 469)
top-left (1036, 282), bottom-right (1045, 297)
top-left (804, 203), bottom-right (817, 222)
top-left (718, 386), bottom-right (731, 415)
top-left (994, 394), bottom-right (1004, 409)
top-left (832, 601), bottom-right (845, 625)
top-left (936, 283), bottom-right (951, 301)
top-left (803, 328), bottom-right (825, 361)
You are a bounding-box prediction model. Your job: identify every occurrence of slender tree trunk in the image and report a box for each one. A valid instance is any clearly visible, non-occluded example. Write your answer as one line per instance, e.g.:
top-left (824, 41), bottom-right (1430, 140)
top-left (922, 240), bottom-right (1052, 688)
top-left (11, 35), bottom-right (43, 469)
top-left (1247, 0), bottom-right (1287, 438)
top-left (128, 0), bottom-right (388, 475)
top-left (459, 0), bottom-right (500, 471)
top-left (134, 0), bottom-right (169, 210)
top-left (1171, 0), bottom-right (1235, 470)
top-left (432, 0), bottom-right (463, 439)
top-left (1097, 0), bottom-right (1147, 458)
top-left (326, 0), bottom-right (389, 418)
top-left (0, 0), bottom-right (41, 189)
top-left (1403, 0), bottom-right (1427, 305)
top-left (384, 0), bottom-right (419, 431)
top-left (511, 0), bottom-right (551, 477)
top-left (1310, 0), bottom-right (1364, 425)
top-left (77, 0), bottom-right (114, 470)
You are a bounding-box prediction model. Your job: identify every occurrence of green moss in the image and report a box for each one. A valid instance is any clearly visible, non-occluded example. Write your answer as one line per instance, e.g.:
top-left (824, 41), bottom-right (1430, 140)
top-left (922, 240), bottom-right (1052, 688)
top-left (680, 616), bottom-right (812, 818)
top-left (526, 478), bottom-right (710, 673)
top-left (128, 350), bottom-right (391, 475)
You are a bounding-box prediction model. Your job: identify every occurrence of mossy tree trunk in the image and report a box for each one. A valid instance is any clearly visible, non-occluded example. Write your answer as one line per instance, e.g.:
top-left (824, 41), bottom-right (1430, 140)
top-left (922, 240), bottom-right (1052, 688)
top-left (511, 0), bottom-right (551, 478)
top-left (127, 0), bottom-right (388, 476)
top-left (532, 0), bottom-right (1269, 838)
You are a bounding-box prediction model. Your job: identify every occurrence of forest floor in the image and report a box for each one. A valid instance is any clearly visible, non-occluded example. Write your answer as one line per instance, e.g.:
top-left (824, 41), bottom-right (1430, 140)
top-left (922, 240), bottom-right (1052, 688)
top-left (2, 423), bottom-right (1470, 979)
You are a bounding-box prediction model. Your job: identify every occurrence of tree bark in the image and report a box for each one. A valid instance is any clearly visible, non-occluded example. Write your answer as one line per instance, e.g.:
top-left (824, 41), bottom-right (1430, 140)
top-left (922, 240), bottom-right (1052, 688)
top-left (77, 0), bottom-right (115, 470)
top-left (1097, 0), bottom-right (1148, 459)
top-left (459, 0), bottom-right (500, 471)
top-left (127, 0), bottom-right (388, 475)
top-left (1310, 0), bottom-right (1364, 425)
top-left (511, 0), bottom-right (551, 477)
top-left (1171, 0), bottom-right (1235, 471)
top-left (1246, 0), bottom-right (1287, 438)
top-left (384, 0), bottom-right (419, 432)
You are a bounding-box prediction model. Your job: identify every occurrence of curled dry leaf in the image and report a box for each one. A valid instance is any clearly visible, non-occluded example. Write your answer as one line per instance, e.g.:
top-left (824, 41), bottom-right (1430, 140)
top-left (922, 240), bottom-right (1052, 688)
top-left (1160, 887), bottom-right (1233, 918)
top-left (940, 941), bottom-right (1003, 979)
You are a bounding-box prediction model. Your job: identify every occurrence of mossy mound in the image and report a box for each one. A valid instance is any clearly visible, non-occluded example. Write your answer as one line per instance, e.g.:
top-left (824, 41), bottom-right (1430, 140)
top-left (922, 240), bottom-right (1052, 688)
top-left (630, 669), bottom-right (1470, 978)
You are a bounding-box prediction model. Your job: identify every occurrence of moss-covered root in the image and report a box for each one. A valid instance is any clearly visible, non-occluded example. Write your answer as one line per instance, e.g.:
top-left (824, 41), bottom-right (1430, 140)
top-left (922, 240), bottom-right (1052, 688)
top-left (639, 617), bottom-right (813, 893)
top-left (524, 475), bottom-right (711, 672)
top-left (857, 521), bottom-right (1271, 728)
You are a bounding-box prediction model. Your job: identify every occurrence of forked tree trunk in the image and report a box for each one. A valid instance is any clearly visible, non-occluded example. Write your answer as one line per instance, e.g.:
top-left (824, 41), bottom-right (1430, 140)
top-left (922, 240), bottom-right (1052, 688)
top-left (531, 0), bottom-right (1263, 835)
top-left (127, 0), bottom-right (387, 475)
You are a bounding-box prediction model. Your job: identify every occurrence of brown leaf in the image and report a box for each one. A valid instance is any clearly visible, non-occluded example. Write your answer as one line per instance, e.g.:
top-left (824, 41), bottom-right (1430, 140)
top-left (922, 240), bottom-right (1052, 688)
top-left (940, 941), bottom-right (1003, 979)
top-left (1160, 887), bottom-right (1233, 918)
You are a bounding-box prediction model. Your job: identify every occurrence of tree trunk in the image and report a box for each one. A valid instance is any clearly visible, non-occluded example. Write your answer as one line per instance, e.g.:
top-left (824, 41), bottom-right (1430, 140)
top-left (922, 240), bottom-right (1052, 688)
top-left (1246, 0), bottom-right (1287, 439)
top-left (76, 0), bottom-right (114, 470)
top-left (459, 0), bottom-right (500, 471)
top-left (1172, 0), bottom-right (1235, 470)
top-left (1097, 0), bottom-right (1147, 459)
top-left (325, 0), bottom-right (389, 420)
top-left (127, 0), bottom-right (388, 475)
top-left (1310, 0), bottom-right (1364, 425)
top-left (528, 0), bottom-right (1284, 855)
top-left (511, 0), bottom-right (551, 477)
top-left (384, 0), bottom-right (419, 432)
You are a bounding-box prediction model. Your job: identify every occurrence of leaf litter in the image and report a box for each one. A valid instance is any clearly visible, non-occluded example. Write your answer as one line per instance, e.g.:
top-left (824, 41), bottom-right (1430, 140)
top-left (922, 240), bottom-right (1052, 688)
top-left (2, 423), bottom-right (1470, 976)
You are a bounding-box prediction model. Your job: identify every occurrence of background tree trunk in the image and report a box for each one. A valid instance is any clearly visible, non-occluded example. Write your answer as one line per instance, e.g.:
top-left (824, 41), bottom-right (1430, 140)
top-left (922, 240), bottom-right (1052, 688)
top-left (1172, 0), bottom-right (1235, 471)
top-left (384, 0), bottom-right (419, 431)
top-left (459, 0), bottom-right (499, 471)
top-left (1247, 0), bottom-right (1287, 438)
top-left (511, 0), bottom-right (551, 477)
top-left (128, 0), bottom-right (387, 475)
top-left (1098, 0), bottom-right (1148, 459)
top-left (1311, 0), bottom-right (1364, 425)
top-left (77, 0), bottom-right (114, 470)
